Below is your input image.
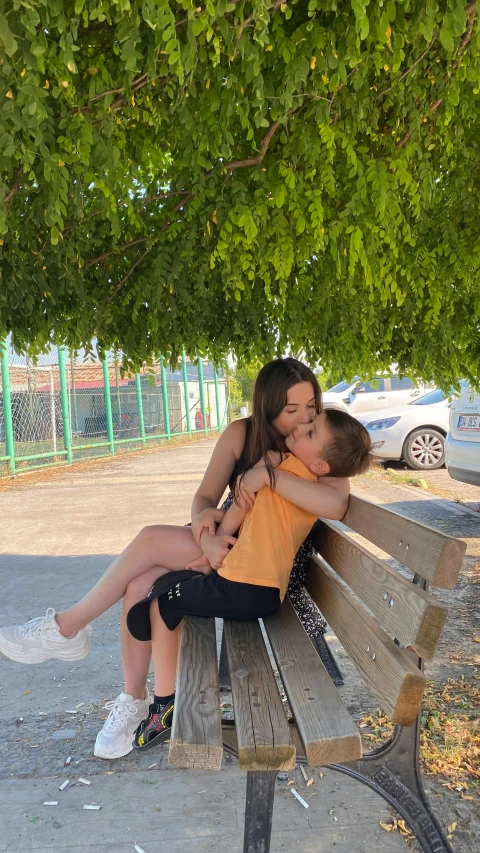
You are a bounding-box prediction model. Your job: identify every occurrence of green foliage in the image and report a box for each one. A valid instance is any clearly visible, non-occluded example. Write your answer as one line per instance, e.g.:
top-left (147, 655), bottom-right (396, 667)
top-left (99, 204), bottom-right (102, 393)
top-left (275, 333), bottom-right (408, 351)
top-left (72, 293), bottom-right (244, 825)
top-left (231, 358), bottom-right (262, 405)
top-left (1, 1), bottom-right (480, 385)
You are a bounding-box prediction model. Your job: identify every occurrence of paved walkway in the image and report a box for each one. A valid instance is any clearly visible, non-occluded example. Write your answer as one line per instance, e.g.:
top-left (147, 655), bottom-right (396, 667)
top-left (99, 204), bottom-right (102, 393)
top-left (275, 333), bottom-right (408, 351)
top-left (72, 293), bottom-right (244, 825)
top-left (0, 440), bottom-right (475, 852)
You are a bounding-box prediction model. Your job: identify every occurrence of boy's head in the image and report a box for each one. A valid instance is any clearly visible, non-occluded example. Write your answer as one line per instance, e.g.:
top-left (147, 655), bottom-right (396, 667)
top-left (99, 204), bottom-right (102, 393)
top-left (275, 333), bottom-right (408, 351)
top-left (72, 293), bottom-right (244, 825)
top-left (285, 409), bottom-right (372, 478)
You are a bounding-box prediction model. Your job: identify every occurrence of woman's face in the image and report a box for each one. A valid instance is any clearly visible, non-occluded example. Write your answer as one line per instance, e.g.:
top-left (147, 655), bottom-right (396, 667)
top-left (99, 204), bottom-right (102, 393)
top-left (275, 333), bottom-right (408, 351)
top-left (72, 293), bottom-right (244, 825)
top-left (271, 382), bottom-right (317, 437)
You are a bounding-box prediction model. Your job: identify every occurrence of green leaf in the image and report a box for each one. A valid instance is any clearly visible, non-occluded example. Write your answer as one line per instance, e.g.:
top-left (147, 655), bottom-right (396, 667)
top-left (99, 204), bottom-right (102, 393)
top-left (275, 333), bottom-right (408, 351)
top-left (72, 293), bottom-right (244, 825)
top-left (439, 27), bottom-right (455, 53)
top-left (0, 13), bottom-right (18, 56)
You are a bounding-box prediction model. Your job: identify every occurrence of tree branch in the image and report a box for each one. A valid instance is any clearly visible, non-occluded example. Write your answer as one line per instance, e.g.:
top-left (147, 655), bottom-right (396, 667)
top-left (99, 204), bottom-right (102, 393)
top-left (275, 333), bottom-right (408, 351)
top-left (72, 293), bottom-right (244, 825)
top-left (453, 1), bottom-right (477, 67)
top-left (379, 33), bottom-right (438, 99)
top-left (105, 194), bottom-right (192, 302)
top-left (233, 0), bottom-right (286, 57)
top-left (5, 165), bottom-right (24, 205)
top-left (225, 121), bottom-right (281, 172)
top-left (88, 237), bottom-right (148, 267)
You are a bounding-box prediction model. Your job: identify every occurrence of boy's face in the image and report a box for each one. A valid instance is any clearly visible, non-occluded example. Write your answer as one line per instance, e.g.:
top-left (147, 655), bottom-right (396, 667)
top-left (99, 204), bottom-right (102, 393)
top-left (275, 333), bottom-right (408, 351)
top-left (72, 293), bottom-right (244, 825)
top-left (285, 412), bottom-right (332, 476)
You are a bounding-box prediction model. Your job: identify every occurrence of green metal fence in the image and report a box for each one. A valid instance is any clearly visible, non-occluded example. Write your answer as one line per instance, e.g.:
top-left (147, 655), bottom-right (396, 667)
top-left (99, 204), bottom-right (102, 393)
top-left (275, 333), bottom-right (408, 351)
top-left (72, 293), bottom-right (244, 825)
top-left (0, 340), bottom-right (230, 477)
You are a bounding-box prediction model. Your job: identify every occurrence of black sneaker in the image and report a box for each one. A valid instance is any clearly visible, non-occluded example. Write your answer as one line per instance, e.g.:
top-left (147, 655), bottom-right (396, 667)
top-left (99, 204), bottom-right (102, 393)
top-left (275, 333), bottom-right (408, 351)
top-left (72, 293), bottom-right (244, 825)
top-left (133, 699), bottom-right (175, 750)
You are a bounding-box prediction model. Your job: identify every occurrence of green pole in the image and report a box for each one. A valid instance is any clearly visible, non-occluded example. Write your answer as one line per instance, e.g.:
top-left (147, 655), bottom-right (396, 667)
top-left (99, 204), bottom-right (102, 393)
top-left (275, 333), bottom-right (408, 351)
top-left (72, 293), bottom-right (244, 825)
top-left (182, 350), bottom-right (191, 436)
top-left (71, 356), bottom-right (79, 432)
top-left (102, 356), bottom-right (115, 455)
top-left (197, 357), bottom-right (208, 435)
top-left (58, 346), bottom-right (73, 463)
top-left (0, 339), bottom-right (15, 473)
top-left (160, 356), bottom-right (171, 439)
top-left (213, 367), bottom-right (221, 432)
top-left (135, 373), bottom-right (146, 444)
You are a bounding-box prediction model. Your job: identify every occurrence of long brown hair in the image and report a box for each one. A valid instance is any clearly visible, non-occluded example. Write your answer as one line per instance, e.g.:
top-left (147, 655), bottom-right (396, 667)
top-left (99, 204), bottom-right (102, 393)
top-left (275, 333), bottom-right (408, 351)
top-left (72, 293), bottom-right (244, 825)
top-left (239, 358), bottom-right (322, 490)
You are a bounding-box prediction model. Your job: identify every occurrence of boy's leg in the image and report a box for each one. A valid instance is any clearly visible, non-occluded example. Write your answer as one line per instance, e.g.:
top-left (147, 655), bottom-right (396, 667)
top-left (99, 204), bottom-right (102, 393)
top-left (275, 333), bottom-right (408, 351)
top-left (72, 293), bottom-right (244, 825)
top-left (56, 525), bottom-right (203, 637)
top-left (150, 599), bottom-right (181, 698)
top-left (132, 600), bottom-right (180, 751)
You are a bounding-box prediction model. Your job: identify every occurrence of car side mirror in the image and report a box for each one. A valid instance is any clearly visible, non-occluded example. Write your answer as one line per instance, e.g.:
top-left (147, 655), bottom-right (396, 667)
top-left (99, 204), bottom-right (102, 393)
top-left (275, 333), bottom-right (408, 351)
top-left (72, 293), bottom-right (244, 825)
top-left (354, 386), bottom-right (366, 394)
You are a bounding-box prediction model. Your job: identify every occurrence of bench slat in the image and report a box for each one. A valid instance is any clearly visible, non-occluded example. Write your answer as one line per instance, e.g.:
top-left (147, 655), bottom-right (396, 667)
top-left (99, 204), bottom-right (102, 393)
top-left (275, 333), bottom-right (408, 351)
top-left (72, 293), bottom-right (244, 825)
top-left (313, 521), bottom-right (448, 659)
top-left (306, 555), bottom-right (427, 726)
top-left (263, 599), bottom-right (362, 766)
top-left (223, 619), bottom-right (296, 771)
top-left (342, 495), bottom-right (466, 589)
top-left (169, 616), bottom-right (223, 770)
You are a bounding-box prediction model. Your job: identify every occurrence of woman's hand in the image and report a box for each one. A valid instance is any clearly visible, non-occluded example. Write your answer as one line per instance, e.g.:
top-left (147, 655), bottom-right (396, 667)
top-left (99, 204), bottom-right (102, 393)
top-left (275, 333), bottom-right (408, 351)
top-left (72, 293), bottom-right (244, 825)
top-left (255, 450), bottom-right (284, 468)
top-left (190, 530), bottom-right (238, 570)
top-left (191, 507), bottom-right (226, 546)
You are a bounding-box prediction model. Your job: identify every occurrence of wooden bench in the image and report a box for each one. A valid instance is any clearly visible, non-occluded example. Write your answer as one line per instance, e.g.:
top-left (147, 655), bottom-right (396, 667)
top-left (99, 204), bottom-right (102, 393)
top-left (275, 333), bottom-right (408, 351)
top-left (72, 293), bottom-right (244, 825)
top-left (169, 494), bottom-right (466, 853)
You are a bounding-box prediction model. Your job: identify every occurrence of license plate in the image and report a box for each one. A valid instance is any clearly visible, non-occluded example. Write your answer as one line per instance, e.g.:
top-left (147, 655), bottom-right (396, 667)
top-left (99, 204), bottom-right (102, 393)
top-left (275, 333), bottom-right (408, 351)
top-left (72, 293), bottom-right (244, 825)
top-left (457, 414), bottom-right (480, 431)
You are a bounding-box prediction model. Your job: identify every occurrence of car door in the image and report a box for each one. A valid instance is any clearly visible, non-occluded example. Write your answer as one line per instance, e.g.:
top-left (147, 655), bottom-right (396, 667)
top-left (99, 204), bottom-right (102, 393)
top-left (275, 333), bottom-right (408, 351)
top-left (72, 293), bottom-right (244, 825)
top-left (389, 375), bottom-right (423, 407)
top-left (349, 378), bottom-right (388, 414)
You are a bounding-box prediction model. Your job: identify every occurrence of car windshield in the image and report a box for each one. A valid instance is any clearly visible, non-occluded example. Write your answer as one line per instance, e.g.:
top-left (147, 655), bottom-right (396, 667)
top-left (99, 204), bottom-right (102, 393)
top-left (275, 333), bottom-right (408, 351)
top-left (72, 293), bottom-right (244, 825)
top-left (411, 388), bottom-right (451, 406)
top-left (327, 379), bottom-right (356, 393)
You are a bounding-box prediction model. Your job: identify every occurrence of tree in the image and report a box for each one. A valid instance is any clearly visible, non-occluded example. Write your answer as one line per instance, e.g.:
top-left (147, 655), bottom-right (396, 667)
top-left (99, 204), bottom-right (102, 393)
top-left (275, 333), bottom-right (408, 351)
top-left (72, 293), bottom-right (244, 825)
top-left (0, 1), bottom-right (479, 386)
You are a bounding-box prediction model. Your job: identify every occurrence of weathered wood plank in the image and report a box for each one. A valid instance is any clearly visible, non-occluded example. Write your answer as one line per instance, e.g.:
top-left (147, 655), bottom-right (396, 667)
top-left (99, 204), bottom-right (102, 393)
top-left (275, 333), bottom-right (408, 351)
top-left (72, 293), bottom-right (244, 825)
top-left (263, 599), bottom-right (362, 766)
top-left (169, 615), bottom-right (223, 770)
top-left (306, 555), bottom-right (427, 727)
top-left (223, 619), bottom-right (295, 771)
top-left (341, 494), bottom-right (466, 589)
top-left (313, 520), bottom-right (448, 659)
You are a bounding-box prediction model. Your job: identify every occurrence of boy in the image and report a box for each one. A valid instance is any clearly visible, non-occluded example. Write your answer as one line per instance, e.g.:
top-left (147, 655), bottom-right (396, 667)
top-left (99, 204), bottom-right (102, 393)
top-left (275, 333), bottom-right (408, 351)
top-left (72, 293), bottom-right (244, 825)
top-left (127, 409), bottom-right (371, 749)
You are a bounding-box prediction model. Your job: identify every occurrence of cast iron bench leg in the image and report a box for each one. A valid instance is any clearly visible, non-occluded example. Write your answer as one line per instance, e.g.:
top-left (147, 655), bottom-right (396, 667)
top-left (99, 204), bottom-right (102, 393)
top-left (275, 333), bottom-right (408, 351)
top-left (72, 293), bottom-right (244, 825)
top-left (243, 771), bottom-right (277, 853)
top-left (330, 714), bottom-right (454, 853)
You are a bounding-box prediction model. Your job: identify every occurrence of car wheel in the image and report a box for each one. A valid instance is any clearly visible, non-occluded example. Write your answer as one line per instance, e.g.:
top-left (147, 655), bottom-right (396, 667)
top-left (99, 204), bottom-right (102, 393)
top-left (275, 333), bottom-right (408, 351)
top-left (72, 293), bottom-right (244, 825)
top-left (403, 429), bottom-right (445, 470)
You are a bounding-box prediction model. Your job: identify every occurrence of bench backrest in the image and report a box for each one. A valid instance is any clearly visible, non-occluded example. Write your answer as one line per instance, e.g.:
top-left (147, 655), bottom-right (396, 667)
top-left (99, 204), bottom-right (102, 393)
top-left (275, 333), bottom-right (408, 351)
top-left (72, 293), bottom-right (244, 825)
top-left (305, 494), bottom-right (467, 727)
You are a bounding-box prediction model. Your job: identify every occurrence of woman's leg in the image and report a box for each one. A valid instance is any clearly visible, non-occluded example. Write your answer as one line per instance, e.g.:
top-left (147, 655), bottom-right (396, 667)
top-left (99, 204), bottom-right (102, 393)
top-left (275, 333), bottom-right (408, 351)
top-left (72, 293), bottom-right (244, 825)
top-left (119, 565), bottom-right (172, 700)
top-left (56, 525), bottom-right (203, 637)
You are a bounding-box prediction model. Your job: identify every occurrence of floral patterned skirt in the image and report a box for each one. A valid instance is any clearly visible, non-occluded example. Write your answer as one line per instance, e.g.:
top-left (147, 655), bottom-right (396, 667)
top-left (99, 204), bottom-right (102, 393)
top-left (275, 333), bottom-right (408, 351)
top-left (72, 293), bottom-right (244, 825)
top-left (220, 493), bottom-right (326, 639)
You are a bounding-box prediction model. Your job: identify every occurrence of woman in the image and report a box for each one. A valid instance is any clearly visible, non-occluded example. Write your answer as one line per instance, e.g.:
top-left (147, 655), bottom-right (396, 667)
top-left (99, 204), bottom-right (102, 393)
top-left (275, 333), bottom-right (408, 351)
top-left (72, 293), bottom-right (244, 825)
top-left (0, 358), bottom-right (349, 758)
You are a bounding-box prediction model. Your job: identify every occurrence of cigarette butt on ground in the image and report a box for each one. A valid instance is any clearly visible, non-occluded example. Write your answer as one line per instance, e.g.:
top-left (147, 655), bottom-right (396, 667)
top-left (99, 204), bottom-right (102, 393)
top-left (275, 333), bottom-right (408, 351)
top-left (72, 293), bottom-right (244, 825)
top-left (134, 845), bottom-right (147, 853)
top-left (43, 801), bottom-right (58, 806)
top-left (83, 804), bottom-right (101, 810)
top-left (59, 780), bottom-right (70, 791)
top-left (290, 788), bottom-right (309, 809)
top-left (78, 778), bottom-right (91, 785)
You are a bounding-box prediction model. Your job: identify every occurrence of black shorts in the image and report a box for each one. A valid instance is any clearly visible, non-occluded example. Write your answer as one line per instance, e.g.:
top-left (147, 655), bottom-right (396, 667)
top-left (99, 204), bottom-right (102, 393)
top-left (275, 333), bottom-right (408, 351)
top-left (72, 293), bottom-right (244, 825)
top-left (127, 569), bottom-right (280, 638)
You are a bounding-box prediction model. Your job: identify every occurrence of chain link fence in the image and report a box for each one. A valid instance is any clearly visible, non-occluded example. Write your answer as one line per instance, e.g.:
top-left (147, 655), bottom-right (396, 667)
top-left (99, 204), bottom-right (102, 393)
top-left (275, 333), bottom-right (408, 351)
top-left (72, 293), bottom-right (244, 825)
top-left (0, 339), bottom-right (230, 476)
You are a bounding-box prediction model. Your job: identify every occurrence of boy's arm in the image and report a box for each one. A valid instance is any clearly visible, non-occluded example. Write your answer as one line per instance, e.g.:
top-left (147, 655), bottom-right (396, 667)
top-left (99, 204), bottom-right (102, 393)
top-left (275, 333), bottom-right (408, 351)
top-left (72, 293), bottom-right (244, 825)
top-left (216, 500), bottom-right (248, 536)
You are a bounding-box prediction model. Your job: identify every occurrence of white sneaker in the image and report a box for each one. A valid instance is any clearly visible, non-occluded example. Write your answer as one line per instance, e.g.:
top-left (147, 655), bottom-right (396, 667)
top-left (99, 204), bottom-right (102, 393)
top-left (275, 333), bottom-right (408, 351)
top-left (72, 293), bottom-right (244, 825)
top-left (94, 690), bottom-right (152, 759)
top-left (0, 608), bottom-right (91, 664)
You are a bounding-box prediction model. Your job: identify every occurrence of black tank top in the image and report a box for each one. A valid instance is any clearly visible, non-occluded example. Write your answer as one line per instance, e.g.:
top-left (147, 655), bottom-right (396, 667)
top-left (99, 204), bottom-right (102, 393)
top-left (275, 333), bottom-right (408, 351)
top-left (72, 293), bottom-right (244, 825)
top-left (229, 417), bottom-right (252, 491)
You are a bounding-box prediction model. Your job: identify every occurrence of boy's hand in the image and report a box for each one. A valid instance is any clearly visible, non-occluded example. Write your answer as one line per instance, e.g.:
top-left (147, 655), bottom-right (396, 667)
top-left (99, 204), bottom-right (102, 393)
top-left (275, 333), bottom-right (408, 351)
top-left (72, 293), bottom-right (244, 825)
top-left (191, 507), bottom-right (226, 546)
top-left (194, 531), bottom-right (238, 570)
top-left (184, 555), bottom-right (214, 574)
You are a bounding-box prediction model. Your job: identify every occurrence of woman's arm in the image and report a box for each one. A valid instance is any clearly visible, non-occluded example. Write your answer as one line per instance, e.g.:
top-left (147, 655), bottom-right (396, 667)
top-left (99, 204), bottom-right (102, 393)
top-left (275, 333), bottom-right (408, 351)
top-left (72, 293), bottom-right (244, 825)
top-left (240, 466), bottom-right (350, 521)
top-left (190, 419), bottom-right (247, 543)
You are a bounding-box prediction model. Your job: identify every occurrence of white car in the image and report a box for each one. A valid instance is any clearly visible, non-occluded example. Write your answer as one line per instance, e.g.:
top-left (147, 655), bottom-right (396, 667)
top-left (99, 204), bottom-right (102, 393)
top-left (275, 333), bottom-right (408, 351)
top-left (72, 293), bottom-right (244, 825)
top-left (445, 383), bottom-right (480, 486)
top-left (322, 376), bottom-right (431, 417)
top-left (357, 388), bottom-right (452, 470)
